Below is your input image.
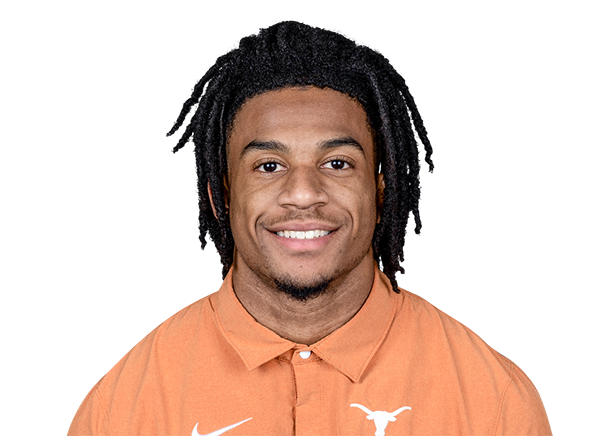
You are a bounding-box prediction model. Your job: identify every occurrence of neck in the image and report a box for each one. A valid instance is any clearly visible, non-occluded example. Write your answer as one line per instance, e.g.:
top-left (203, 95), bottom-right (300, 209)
top-left (231, 254), bottom-right (375, 345)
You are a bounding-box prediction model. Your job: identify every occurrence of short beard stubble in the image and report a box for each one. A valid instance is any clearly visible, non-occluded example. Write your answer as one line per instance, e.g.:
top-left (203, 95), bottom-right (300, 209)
top-left (274, 277), bottom-right (333, 302)
top-left (269, 238), bottom-right (374, 302)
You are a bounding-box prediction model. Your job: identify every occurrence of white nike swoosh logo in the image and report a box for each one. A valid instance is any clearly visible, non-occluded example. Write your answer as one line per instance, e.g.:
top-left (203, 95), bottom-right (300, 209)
top-left (191, 417), bottom-right (252, 436)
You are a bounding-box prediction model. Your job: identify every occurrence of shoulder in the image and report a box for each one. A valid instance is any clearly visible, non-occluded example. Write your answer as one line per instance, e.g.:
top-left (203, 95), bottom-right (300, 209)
top-left (68, 293), bottom-right (218, 436)
top-left (397, 288), bottom-right (512, 372)
top-left (493, 361), bottom-right (553, 435)
top-left (390, 289), bottom-right (552, 434)
top-left (104, 293), bottom-right (218, 384)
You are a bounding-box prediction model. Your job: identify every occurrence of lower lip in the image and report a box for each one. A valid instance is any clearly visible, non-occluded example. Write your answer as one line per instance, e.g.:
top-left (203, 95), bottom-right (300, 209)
top-left (267, 230), bottom-right (335, 251)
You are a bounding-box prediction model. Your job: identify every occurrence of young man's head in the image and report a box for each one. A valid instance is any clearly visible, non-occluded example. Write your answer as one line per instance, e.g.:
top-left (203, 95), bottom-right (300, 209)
top-left (168, 21), bottom-right (433, 293)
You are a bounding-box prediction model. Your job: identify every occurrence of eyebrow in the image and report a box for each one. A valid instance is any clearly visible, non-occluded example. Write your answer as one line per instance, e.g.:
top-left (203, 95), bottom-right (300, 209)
top-left (240, 136), bottom-right (365, 158)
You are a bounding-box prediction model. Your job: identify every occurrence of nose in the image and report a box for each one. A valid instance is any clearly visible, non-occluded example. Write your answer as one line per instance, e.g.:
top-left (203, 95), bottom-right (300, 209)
top-left (278, 166), bottom-right (329, 209)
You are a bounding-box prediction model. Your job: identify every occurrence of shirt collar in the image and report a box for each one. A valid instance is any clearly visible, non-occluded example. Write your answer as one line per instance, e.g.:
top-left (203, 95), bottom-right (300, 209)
top-left (213, 264), bottom-right (398, 383)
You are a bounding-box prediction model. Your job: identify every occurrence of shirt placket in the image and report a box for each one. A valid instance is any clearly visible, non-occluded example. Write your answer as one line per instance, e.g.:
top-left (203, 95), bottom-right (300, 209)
top-left (291, 348), bottom-right (322, 436)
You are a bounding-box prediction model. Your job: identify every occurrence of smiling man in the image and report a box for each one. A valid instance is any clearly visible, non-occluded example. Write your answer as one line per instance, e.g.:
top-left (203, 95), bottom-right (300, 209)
top-left (227, 87), bottom-right (381, 346)
top-left (68, 22), bottom-right (552, 436)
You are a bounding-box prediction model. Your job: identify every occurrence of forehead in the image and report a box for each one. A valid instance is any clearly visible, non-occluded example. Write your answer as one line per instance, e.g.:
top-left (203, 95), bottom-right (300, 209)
top-left (227, 87), bottom-right (373, 156)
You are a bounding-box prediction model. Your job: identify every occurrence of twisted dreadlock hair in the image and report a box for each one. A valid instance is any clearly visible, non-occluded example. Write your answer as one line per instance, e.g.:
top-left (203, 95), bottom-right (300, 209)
top-left (167, 21), bottom-right (433, 291)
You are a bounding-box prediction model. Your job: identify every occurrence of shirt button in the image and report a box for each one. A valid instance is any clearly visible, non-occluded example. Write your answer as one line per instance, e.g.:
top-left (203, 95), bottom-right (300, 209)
top-left (299, 350), bottom-right (312, 359)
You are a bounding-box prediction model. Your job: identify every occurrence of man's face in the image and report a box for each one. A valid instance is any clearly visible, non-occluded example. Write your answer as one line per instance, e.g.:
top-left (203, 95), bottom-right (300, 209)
top-left (226, 86), bottom-right (381, 297)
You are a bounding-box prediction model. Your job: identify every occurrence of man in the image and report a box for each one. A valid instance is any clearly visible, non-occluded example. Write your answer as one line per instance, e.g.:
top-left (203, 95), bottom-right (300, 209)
top-left (68, 21), bottom-right (551, 435)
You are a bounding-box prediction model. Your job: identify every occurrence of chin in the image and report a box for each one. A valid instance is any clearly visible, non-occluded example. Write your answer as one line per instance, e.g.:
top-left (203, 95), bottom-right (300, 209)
top-left (273, 275), bottom-right (333, 302)
top-left (268, 266), bottom-right (337, 301)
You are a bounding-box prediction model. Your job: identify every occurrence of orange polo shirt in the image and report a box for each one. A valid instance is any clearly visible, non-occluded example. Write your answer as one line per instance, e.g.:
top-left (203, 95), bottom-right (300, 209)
top-left (68, 267), bottom-right (551, 435)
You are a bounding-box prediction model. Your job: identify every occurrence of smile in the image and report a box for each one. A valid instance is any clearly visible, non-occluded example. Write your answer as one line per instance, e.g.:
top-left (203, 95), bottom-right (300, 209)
top-left (275, 230), bottom-right (331, 239)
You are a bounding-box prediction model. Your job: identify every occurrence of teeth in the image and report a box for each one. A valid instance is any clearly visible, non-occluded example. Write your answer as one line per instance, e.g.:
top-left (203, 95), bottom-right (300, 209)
top-left (276, 230), bottom-right (331, 239)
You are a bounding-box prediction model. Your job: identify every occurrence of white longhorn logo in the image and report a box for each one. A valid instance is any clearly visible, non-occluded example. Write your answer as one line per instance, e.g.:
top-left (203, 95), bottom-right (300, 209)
top-left (350, 403), bottom-right (411, 436)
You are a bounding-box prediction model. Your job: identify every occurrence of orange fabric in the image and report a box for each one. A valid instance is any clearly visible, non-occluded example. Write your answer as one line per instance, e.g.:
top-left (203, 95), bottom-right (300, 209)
top-left (68, 268), bottom-right (551, 435)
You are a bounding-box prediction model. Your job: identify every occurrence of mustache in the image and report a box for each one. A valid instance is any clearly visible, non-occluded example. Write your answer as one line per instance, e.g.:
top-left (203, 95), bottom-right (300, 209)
top-left (260, 210), bottom-right (344, 228)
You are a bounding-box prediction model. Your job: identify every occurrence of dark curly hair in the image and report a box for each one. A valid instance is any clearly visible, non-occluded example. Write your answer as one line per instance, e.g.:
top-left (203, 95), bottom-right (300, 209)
top-left (167, 21), bottom-right (433, 291)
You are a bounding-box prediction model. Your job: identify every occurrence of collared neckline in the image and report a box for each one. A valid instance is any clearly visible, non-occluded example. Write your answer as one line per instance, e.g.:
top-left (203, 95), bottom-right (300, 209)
top-left (213, 265), bottom-right (399, 382)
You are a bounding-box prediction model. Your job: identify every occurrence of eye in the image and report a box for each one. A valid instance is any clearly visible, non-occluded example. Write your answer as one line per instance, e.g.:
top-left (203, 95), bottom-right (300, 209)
top-left (322, 159), bottom-right (351, 170)
top-left (256, 161), bottom-right (285, 173)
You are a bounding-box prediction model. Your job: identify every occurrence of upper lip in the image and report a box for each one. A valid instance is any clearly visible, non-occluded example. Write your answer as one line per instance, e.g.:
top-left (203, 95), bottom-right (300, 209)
top-left (266, 221), bottom-right (338, 232)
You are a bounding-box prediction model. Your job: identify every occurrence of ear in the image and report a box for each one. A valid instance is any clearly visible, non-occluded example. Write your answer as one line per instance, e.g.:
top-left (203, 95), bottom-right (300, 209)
top-left (222, 176), bottom-right (230, 211)
top-left (207, 178), bottom-right (230, 220)
top-left (376, 173), bottom-right (385, 224)
top-left (207, 182), bottom-right (218, 219)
